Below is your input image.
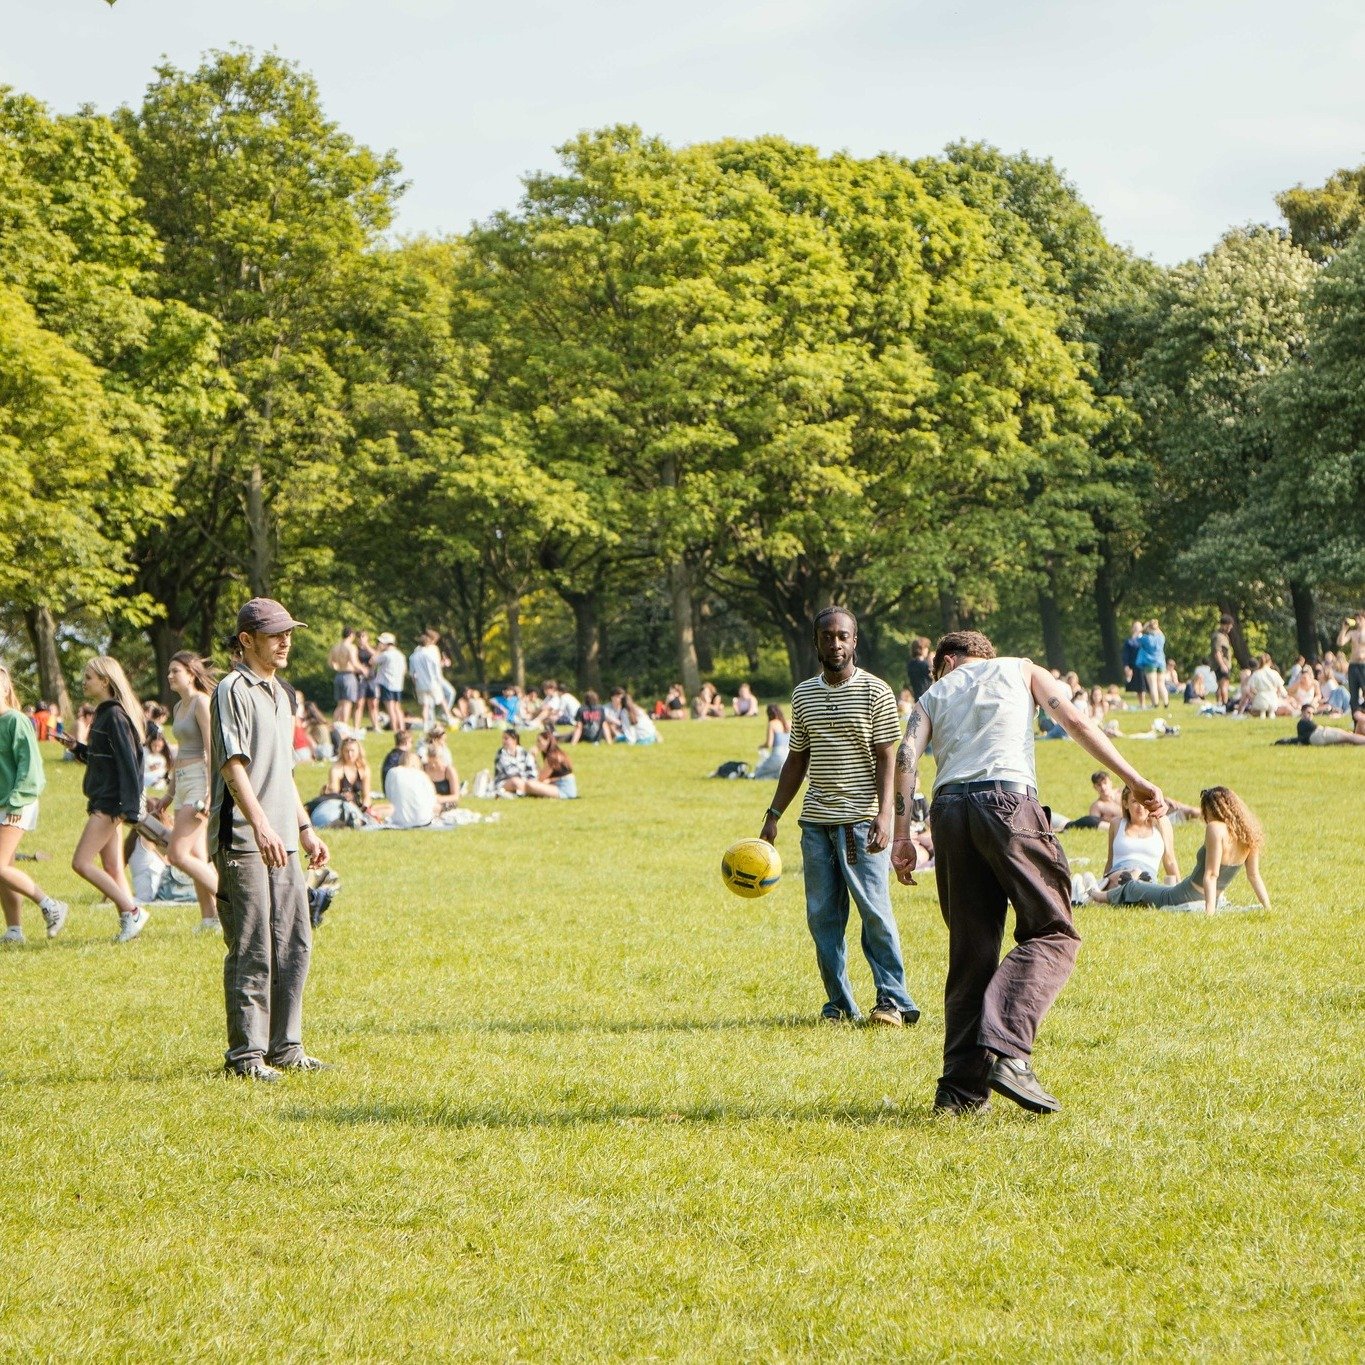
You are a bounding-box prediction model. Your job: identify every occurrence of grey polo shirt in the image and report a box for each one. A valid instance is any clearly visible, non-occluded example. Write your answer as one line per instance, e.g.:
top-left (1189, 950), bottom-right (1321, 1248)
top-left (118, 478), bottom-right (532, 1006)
top-left (210, 663), bottom-right (301, 856)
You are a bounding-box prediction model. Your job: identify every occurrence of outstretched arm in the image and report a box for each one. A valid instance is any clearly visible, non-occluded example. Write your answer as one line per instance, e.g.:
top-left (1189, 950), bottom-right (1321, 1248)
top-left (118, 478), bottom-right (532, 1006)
top-left (891, 703), bottom-right (932, 884)
top-left (1028, 664), bottom-right (1165, 814)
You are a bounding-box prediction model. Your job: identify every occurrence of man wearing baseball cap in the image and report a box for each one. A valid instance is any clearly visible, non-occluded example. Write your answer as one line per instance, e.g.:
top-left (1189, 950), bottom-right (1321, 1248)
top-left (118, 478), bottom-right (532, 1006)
top-left (209, 598), bottom-right (331, 1082)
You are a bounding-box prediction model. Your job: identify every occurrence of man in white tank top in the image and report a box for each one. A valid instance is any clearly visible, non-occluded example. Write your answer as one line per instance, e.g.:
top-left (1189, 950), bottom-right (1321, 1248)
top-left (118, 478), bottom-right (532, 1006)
top-left (891, 631), bottom-right (1165, 1115)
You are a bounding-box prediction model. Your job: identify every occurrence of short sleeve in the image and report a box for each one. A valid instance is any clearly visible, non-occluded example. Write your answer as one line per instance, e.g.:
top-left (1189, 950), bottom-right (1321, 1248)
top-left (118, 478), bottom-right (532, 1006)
top-left (214, 678), bottom-right (252, 767)
top-left (788, 697), bottom-right (809, 753)
top-left (871, 684), bottom-right (900, 746)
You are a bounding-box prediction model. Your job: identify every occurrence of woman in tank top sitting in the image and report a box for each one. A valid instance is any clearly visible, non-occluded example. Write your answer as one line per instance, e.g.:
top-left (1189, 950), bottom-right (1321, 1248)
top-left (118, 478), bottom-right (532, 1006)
top-left (312, 736), bottom-right (382, 827)
top-left (1090, 785), bottom-right (1271, 914)
top-left (154, 652), bottom-right (221, 933)
top-left (1092, 784), bottom-right (1179, 894)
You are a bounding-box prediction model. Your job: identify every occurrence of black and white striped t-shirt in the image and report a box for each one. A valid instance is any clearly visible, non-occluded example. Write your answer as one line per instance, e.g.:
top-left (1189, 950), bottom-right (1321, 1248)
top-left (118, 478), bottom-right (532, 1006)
top-left (788, 669), bottom-right (901, 823)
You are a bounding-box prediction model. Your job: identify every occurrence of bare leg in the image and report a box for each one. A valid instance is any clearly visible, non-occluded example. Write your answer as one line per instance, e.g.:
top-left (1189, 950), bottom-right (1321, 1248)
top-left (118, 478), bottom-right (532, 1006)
top-left (1, 883), bottom-right (20, 930)
top-left (522, 779), bottom-right (561, 799)
top-left (72, 814), bottom-right (138, 915)
top-left (0, 825), bottom-right (49, 913)
top-left (167, 806), bottom-right (219, 921)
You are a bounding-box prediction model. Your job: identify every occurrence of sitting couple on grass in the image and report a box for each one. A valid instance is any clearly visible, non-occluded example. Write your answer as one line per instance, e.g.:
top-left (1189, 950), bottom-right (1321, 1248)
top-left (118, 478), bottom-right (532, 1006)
top-left (1087, 785), bottom-right (1271, 914)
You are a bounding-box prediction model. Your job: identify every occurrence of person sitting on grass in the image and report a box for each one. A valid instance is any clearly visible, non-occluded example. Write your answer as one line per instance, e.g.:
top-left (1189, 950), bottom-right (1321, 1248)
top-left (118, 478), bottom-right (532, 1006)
top-left (381, 728), bottom-right (414, 786)
top-left (1286, 669), bottom-right (1324, 713)
top-left (1075, 784), bottom-right (1179, 899)
top-left (1246, 655), bottom-right (1291, 717)
top-left (422, 724), bottom-right (461, 797)
top-left (384, 750), bottom-right (438, 829)
top-left (493, 727), bottom-right (537, 794)
top-left (534, 728), bottom-right (578, 798)
top-left (751, 703), bottom-right (790, 781)
top-left (1090, 785), bottom-right (1271, 914)
top-left (311, 736), bottom-right (377, 828)
top-left (732, 682), bottom-right (757, 717)
top-left (570, 691), bottom-right (612, 744)
top-left (658, 682), bottom-right (687, 720)
top-left (620, 692), bottom-right (659, 745)
top-left (693, 682), bottom-right (725, 719)
top-left (1294, 704), bottom-right (1365, 747)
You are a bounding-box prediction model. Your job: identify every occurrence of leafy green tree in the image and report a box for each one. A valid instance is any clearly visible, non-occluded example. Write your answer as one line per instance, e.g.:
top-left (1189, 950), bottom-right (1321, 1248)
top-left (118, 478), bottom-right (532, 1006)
top-left (0, 89), bottom-right (220, 706)
top-left (1135, 227), bottom-right (1318, 659)
top-left (1277, 165), bottom-right (1365, 262)
top-left (116, 47), bottom-right (404, 650)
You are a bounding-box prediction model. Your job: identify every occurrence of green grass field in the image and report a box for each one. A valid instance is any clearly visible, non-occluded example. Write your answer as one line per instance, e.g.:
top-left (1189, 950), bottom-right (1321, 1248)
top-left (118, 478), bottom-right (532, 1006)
top-left (2, 711), bottom-right (1362, 1361)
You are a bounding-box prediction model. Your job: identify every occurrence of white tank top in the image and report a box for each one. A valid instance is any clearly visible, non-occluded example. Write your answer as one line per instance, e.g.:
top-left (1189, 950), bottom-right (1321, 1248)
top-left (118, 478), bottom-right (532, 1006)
top-left (1110, 817), bottom-right (1163, 878)
top-left (920, 657), bottom-right (1037, 791)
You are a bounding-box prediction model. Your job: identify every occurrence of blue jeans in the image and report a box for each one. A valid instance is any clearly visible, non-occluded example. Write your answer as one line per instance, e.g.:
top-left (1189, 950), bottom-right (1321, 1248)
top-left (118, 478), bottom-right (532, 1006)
top-left (799, 820), bottom-right (917, 1019)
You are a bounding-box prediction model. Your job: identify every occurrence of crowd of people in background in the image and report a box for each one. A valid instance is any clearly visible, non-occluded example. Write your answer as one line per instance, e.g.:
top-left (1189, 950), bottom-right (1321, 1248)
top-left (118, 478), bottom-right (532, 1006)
top-left (1, 606), bottom-right (1358, 945)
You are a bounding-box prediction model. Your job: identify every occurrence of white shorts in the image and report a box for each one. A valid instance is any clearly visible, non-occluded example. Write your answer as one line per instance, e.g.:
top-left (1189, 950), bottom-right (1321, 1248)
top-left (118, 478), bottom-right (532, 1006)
top-left (3, 801), bottom-right (38, 832)
top-left (417, 687), bottom-right (444, 707)
top-left (174, 763), bottom-right (209, 811)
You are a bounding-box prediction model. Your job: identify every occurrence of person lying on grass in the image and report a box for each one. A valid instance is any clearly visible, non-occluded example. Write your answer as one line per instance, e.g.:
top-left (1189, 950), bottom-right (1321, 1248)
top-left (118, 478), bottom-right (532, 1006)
top-left (1090, 785), bottom-right (1271, 914)
top-left (1294, 704), bottom-right (1365, 747)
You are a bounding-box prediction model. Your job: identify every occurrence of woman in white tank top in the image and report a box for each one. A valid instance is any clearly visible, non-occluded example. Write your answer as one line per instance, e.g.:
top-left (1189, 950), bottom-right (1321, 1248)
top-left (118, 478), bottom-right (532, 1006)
top-left (1097, 785), bottom-right (1179, 891)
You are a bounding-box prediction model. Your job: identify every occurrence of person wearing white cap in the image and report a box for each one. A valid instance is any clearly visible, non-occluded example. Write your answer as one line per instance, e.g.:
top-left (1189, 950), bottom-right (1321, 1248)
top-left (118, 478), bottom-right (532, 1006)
top-left (372, 633), bottom-right (408, 734)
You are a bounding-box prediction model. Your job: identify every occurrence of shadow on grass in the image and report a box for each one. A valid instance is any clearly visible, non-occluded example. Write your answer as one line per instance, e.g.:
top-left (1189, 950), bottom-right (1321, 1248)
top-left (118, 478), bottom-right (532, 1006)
top-left (329, 1014), bottom-right (828, 1038)
top-left (286, 1098), bottom-right (956, 1131)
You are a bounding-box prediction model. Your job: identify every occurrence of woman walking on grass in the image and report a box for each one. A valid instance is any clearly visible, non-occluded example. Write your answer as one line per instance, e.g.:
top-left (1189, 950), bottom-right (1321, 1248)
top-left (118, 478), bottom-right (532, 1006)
top-left (57, 656), bottom-right (149, 943)
top-left (0, 663), bottom-right (68, 944)
top-left (154, 652), bottom-right (221, 933)
top-left (1092, 785), bottom-right (1271, 914)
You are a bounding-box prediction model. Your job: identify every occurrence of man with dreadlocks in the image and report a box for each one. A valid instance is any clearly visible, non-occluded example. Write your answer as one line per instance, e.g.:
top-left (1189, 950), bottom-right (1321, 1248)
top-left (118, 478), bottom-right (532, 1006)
top-left (891, 631), bottom-right (1165, 1115)
top-left (759, 607), bottom-right (920, 1027)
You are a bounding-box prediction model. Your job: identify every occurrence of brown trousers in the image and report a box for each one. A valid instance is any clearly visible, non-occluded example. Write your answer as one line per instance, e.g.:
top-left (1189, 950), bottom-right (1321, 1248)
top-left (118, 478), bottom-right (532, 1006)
top-left (930, 787), bottom-right (1080, 1106)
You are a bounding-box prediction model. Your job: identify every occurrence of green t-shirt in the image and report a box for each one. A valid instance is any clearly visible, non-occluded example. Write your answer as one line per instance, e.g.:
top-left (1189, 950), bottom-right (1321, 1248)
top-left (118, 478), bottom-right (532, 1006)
top-left (0, 709), bottom-right (45, 812)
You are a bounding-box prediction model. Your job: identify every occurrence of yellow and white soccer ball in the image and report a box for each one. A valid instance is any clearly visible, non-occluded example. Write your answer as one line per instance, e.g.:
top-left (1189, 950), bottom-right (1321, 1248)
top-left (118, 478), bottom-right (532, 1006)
top-left (721, 838), bottom-right (782, 899)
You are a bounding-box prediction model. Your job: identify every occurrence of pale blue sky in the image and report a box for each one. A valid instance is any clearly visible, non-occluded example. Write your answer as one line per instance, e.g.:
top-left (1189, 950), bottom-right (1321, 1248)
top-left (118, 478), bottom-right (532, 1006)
top-left (4, 0), bottom-right (1363, 263)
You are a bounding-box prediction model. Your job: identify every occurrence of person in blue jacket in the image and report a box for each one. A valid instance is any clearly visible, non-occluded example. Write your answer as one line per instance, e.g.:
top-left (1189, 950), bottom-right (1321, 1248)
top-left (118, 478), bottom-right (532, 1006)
top-left (1136, 618), bottom-right (1168, 709)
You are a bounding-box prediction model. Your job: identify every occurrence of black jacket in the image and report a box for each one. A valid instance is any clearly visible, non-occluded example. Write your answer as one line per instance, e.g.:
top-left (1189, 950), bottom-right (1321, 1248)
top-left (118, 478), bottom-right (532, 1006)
top-left (73, 700), bottom-right (144, 821)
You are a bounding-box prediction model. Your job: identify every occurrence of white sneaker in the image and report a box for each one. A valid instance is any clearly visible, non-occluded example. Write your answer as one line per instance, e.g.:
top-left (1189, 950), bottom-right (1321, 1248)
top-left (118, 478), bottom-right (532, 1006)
top-left (2, 926), bottom-right (24, 945)
top-left (40, 897), bottom-right (69, 938)
top-left (194, 917), bottom-right (222, 935)
top-left (115, 907), bottom-right (149, 943)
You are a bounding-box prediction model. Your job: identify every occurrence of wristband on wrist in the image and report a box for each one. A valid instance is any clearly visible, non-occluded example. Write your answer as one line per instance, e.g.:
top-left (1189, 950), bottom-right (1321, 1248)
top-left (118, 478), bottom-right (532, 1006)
top-left (765, 806), bottom-right (783, 821)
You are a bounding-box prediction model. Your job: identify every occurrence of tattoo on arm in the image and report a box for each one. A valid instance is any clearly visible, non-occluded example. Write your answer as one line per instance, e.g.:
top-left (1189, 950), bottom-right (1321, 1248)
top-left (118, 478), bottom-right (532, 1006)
top-left (1047, 697), bottom-right (1061, 711)
top-left (896, 739), bottom-right (912, 773)
top-left (894, 793), bottom-right (905, 816)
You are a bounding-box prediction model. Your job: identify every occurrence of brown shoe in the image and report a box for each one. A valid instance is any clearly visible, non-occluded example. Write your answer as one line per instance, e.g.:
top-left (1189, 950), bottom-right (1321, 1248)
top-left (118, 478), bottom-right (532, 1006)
top-left (869, 1001), bottom-right (904, 1028)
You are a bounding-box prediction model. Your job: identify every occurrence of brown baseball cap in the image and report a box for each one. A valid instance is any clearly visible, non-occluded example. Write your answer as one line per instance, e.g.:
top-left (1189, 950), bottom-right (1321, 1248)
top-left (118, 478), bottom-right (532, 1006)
top-left (235, 598), bottom-right (307, 636)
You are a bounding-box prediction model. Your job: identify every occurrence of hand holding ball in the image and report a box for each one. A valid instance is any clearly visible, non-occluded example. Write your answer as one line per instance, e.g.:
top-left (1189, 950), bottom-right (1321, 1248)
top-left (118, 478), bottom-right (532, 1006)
top-left (722, 838), bottom-right (782, 898)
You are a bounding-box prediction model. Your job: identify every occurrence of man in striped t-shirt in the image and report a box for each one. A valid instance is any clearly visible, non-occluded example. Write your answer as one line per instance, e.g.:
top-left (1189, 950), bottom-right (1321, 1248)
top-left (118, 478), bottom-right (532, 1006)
top-left (759, 607), bottom-right (919, 1026)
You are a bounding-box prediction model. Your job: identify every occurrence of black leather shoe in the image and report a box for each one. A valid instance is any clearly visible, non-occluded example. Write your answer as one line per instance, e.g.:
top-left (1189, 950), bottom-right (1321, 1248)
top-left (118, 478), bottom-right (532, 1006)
top-left (987, 1056), bottom-right (1060, 1113)
top-left (933, 1090), bottom-right (992, 1115)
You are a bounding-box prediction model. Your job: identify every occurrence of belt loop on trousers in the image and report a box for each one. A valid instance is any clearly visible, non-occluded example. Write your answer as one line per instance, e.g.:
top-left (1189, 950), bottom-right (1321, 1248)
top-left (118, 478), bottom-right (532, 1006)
top-left (843, 824), bottom-right (858, 866)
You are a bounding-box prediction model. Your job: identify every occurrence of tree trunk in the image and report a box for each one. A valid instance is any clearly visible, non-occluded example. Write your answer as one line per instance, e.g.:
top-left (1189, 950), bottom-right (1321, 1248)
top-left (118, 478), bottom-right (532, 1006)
top-left (744, 624), bottom-right (760, 676)
top-left (1038, 582), bottom-right (1068, 672)
top-left (857, 614), bottom-right (884, 679)
top-left (565, 591), bottom-right (602, 693)
top-left (1093, 557), bottom-right (1123, 684)
top-left (778, 619), bottom-right (819, 686)
top-left (1289, 581), bottom-right (1318, 661)
top-left (23, 606), bottom-right (73, 719)
top-left (1219, 600), bottom-right (1253, 668)
top-left (505, 593), bottom-right (525, 690)
top-left (692, 597), bottom-right (715, 675)
top-left (669, 560), bottom-right (702, 694)
top-left (150, 619), bottom-right (186, 703)
top-left (938, 587), bottom-right (961, 634)
top-left (245, 462), bottom-right (273, 597)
